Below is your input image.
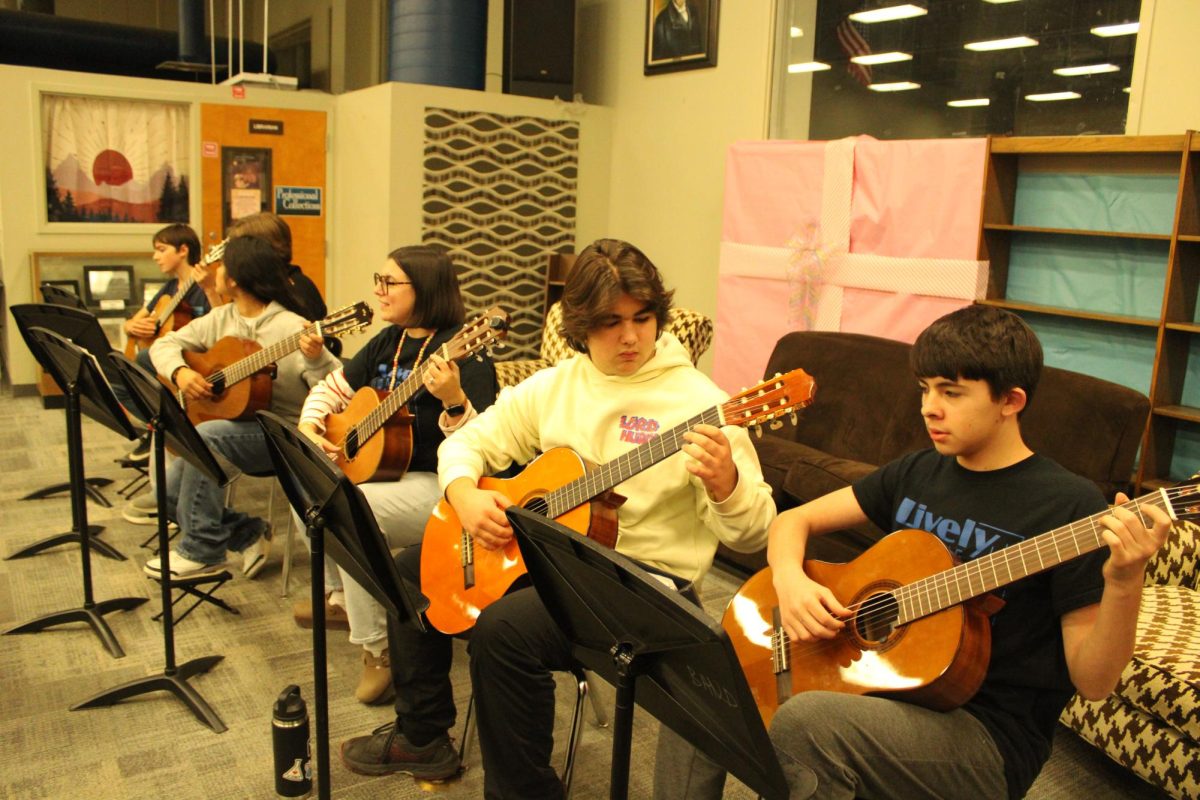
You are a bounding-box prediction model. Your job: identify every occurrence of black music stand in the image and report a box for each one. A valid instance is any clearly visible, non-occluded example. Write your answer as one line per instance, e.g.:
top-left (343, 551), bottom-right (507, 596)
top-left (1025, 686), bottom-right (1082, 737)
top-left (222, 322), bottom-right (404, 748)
top-left (258, 411), bottom-right (428, 800)
top-left (40, 282), bottom-right (89, 310)
top-left (508, 507), bottom-right (789, 800)
top-left (3, 328), bottom-right (148, 658)
top-left (10, 303), bottom-right (118, 514)
top-left (72, 353), bottom-right (229, 733)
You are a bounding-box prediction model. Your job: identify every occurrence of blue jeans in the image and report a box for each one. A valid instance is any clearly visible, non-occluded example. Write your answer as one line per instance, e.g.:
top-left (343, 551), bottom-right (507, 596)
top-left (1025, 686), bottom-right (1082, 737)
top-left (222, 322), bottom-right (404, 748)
top-left (167, 419), bottom-right (273, 565)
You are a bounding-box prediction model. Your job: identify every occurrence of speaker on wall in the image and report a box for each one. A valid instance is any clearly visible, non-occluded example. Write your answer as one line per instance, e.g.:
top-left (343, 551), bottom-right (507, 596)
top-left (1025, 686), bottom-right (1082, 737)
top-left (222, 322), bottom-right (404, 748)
top-left (503, 0), bottom-right (575, 100)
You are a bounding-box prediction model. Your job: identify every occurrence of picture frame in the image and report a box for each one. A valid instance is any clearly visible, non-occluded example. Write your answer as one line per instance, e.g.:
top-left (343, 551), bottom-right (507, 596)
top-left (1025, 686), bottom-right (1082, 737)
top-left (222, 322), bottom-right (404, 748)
top-left (644, 0), bottom-right (719, 75)
top-left (39, 91), bottom-right (191, 230)
top-left (41, 278), bottom-right (82, 300)
top-left (222, 146), bottom-right (273, 232)
top-left (140, 278), bottom-right (171, 308)
top-left (82, 264), bottom-right (135, 313)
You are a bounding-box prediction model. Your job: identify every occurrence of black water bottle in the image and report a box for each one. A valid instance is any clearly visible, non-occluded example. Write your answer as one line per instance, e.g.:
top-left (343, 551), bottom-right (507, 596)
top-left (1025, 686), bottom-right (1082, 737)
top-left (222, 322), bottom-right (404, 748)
top-left (272, 685), bottom-right (312, 798)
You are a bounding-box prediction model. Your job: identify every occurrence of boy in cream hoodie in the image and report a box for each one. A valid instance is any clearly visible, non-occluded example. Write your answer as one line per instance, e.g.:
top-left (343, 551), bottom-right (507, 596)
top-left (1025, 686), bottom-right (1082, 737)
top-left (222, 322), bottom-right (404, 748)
top-left (340, 238), bottom-right (776, 798)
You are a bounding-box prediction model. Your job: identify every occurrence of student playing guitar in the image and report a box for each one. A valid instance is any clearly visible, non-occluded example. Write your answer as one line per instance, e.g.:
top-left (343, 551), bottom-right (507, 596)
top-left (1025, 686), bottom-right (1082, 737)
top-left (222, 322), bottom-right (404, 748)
top-left (143, 235), bottom-right (340, 582)
top-left (294, 245), bottom-right (498, 706)
top-left (716, 305), bottom-right (1170, 800)
top-left (337, 239), bottom-right (777, 796)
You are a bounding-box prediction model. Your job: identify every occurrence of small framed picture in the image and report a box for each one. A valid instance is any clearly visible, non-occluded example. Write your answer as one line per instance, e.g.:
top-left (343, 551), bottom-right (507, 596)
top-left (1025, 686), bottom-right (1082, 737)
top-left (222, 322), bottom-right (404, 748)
top-left (41, 278), bottom-right (82, 299)
top-left (140, 278), bottom-right (171, 308)
top-left (644, 0), bottom-right (720, 75)
top-left (222, 146), bottom-right (273, 231)
top-left (82, 264), bottom-right (135, 314)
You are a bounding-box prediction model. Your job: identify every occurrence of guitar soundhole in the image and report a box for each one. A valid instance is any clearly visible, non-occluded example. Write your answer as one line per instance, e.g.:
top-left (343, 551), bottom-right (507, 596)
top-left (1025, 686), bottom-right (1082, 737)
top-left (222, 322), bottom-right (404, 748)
top-left (854, 592), bottom-right (899, 644)
top-left (344, 431), bottom-right (359, 459)
top-left (524, 496), bottom-right (549, 517)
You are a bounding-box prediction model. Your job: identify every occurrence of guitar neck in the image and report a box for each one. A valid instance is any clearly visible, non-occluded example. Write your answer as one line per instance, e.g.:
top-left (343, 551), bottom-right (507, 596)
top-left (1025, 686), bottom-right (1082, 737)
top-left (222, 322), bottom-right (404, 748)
top-left (208, 326), bottom-right (311, 387)
top-left (156, 275), bottom-right (197, 325)
top-left (543, 405), bottom-right (724, 517)
top-left (349, 341), bottom-right (445, 441)
top-left (894, 490), bottom-right (1173, 625)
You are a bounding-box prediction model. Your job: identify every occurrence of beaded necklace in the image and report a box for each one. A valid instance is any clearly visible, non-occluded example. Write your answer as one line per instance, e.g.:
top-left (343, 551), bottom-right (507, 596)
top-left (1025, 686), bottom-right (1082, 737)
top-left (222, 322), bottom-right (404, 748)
top-left (388, 328), bottom-right (437, 392)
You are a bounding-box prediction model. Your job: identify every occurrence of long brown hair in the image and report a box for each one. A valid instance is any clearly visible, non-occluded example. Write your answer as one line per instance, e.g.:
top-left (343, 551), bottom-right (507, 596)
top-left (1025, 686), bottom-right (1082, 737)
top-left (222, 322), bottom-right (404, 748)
top-left (559, 239), bottom-right (673, 353)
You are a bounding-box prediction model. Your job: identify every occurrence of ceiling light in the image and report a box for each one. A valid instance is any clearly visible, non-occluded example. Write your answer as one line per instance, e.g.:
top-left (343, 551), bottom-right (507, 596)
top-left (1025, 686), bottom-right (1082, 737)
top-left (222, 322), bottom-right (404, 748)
top-left (788, 61), bottom-right (831, 73)
top-left (947, 98), bottom-right (990, 107)
top-left (869, 81), bottom-right (921, 92)
top-left (849, 4), bottom-right (928, 24)
top-left (1025, 91), bottom-right (1081, 102)
top-left (965, 36), bottom-right (1038, 51)
top-left (982, 0), bottom-right (1021, 4)
top-left (1053, 63), bottom-right (1119, 77)
top-left (851, 51), bottom-right (913, 65)
top-left (1123, 86), bottom-right (1131, 93)
top-left (1092, 22), bottom-right (1139, 37)
top-left (789, 26), bottom-right (803, 38)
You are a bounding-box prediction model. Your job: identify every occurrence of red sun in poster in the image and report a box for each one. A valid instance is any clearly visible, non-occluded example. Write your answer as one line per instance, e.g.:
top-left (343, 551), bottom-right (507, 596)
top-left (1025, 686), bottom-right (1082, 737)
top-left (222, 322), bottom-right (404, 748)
top-left (93, 149), bottom-right (134, 186)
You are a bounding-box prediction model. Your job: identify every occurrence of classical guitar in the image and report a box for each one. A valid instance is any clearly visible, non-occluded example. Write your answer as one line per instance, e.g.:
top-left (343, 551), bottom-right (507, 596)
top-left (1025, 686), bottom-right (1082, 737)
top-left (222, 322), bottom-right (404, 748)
top-left (124, 239), bottom-right (226, 358)
top-left (420, 368), bottom-right (818, 635)
top-left (175, 301), bottom-right (373, 425)
top-left (722, 484), bottom-right (1198, 727)
top-left (322, 306), bottom-right (510, 484)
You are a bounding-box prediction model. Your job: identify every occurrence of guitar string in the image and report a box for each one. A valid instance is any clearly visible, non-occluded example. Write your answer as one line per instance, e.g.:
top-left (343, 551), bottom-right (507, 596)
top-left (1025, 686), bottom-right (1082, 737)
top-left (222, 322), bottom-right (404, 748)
top-left (771, 489), bottom-right (1184, 664)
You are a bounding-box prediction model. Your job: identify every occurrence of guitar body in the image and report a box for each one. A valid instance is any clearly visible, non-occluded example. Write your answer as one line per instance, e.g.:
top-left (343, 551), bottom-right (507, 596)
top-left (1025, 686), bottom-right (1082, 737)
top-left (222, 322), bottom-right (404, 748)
top-left (421, 447), bottom-right (621, 635)
top-left (180, 337), bottom-right (274, 425)
top-left (123, 298), bottom-right (195, 358)
top-left (723, 529), bottom-right (994, 727)
top-left (323, 387), bottom-right (415, 484)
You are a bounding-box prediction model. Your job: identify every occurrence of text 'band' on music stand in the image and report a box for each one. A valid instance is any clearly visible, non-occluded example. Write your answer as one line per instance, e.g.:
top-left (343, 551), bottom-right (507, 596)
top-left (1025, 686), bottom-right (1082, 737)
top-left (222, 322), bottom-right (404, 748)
top-left (508, 506), bottom-right (789, 800)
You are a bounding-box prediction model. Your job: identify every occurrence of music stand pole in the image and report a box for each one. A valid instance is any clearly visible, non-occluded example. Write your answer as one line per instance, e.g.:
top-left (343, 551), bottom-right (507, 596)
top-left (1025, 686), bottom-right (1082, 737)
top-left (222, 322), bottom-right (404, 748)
top-left (73, 354), bottom-right (227, 733)
top-left (4, 375), bottom-right (144, 656)
top-left (305, 511), bottom-right (332, 800)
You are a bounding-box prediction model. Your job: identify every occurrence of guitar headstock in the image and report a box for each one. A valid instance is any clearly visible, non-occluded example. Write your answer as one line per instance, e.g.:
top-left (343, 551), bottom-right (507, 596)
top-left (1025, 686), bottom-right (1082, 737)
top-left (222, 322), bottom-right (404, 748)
top-left (1161, 478), bottom-right (1200, 522)
top-left (445, 306), bottom-right (510, 361)
top-left (721, 369), bottom-right (816, 433)
top-left (201, 239), bottom-right (227, 267)
top-left (318, 301), bottom-right (374, 338)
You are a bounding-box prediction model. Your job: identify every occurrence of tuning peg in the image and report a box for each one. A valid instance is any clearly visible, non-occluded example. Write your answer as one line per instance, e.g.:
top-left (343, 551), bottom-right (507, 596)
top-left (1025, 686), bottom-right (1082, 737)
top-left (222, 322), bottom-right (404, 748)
top-left (754, 425), bottom-right (763, 438)
top-left (790, 412), bottom-right (798, 426)
top-left (769, 420), bottom-right (783, 431)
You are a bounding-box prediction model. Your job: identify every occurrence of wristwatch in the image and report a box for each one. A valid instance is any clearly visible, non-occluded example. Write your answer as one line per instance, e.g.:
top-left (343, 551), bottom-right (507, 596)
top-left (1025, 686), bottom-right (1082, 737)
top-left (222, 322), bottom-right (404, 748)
top-left (444, 402), bottom-right (466, 417)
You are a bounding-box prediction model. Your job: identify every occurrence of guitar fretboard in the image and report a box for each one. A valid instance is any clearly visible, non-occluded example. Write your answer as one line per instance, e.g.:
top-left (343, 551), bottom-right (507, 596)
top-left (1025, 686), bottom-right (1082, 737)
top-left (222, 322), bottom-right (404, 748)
top-left (892, 489), bottom-right (1176, 625)
top-left (206, 324), bottom-right (320, 388)
top-left (156, 241), bottom-right (225, 326)
top-left (543, 406), bottom-right (725, 517)
top-left (351, 343), bottom-right (450, 441)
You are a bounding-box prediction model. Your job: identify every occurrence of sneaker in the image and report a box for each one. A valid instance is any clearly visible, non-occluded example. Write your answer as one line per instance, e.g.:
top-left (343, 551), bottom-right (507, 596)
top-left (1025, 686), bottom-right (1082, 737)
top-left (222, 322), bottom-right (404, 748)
top-left (122, 493), bottom-right (159, 525)
top-left (356, 647), bottom-right (394, 705)
top-left (125, 432), bottom-right (151, 463)
top-left (239, 524), bottom-right (272, 579)
top-left (143, 549), bottom-right (225, 580)
top-left (293, 595), bottom-right (351, 631)
top-left (340, 722), bottom-right (459, 780)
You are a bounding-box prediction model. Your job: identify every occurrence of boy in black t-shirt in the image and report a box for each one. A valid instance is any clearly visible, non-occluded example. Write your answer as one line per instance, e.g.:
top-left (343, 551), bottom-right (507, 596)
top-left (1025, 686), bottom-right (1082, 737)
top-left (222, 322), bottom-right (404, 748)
top-left (762, 305), bottom-right (1170, 799)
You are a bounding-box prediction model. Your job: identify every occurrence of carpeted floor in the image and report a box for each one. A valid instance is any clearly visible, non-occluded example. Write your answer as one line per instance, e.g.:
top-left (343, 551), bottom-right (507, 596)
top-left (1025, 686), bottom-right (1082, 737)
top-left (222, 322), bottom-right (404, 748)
top-left (0, 387), bottom-right (1170, 799)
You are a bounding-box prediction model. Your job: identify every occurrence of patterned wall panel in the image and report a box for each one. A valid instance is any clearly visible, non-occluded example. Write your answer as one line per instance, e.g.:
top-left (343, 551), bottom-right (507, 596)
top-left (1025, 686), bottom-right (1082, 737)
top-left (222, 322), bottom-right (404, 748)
top-left (423, 108), bottom-right (579, 363)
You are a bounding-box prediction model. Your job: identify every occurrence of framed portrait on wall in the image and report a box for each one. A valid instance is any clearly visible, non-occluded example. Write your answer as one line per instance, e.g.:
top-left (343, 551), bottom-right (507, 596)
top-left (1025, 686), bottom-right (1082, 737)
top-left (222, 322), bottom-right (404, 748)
top-left (40, 92), bottom-right (191, 228)
top-left (644, 0), bottom-right (720, 75)
top-left (221, 146), bottom-right (273, 231)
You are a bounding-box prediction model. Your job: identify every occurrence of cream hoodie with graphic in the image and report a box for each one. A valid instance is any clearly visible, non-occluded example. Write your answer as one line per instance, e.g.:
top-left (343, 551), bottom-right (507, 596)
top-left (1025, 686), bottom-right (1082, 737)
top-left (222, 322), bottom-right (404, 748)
top-left (437, 331), bottom-right (775, 583)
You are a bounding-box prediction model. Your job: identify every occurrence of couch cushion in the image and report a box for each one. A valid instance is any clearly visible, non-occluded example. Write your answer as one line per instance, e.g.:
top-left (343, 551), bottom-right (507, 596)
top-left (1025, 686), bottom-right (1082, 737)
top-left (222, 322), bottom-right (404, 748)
top-left (781, 445), bottom-right (876, 504)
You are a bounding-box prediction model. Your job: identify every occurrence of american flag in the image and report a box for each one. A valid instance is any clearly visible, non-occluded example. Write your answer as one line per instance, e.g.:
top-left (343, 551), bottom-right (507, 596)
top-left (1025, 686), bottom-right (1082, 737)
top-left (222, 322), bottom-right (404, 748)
top-left (836, 18), bottom-right (873, 87)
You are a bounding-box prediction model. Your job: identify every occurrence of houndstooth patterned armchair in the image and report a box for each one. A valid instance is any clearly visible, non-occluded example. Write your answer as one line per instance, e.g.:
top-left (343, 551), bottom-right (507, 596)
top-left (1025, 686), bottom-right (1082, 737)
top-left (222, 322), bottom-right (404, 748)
top-left (1059, 505), bottom-right (1199, 799)
top-left (494, 302), bottom-right (714, 388)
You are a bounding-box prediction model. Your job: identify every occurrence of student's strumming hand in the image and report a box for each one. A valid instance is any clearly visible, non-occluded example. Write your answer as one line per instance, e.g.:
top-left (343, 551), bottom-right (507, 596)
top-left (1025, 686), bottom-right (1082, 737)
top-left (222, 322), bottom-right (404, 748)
top-left (298, 422), bottom-right (340, 456)
top-left (447, 480), bottom-right (513, 551)
top-left (174, 367), bottom-right (213, 401)
top-left (126, 317), bottom-right (157, 338)
top-left (682, 423), bottom-right (738, 502)
top-left (772, 566), bottom-right (851, 643)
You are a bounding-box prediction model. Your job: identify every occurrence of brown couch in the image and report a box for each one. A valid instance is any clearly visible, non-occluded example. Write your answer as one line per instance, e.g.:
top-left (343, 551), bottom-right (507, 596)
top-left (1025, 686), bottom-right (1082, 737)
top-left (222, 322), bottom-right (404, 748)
top-left (718, 330), bottom-right (1152, 574)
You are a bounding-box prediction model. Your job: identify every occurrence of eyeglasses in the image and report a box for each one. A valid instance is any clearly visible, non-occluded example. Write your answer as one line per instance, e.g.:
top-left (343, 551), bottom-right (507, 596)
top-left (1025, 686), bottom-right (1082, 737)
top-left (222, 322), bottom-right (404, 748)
top-left (372, 273), bottom-right (413, 291)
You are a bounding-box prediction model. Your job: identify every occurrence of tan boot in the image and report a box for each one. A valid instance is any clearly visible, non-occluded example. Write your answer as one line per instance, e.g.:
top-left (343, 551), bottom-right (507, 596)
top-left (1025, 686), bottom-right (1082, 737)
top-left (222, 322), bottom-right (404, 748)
top-left (292, 594), bottom-right (350, 630)
top-left (355, 646), bottom-right (394, 705)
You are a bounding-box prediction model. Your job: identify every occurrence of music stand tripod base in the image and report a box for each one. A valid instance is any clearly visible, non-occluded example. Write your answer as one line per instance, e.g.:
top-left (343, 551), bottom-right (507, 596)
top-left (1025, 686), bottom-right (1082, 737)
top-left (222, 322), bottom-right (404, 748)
top-left (5, 596), bottom-right (148, 659)
top-left (21, 476), bottom-right (114, 506)
top-left (71, 653), bottom-right (227, 733)
top-left (5, 524), bottom-right (126, 562)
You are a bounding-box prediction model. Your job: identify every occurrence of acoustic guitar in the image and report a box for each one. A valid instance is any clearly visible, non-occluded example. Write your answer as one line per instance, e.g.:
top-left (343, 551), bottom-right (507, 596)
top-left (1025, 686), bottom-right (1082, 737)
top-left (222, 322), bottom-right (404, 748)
top-left (722, 484), bottom-right (1197, 727)
top-left (175, 301), bottom-right (373, 425)
top-left (420, 368), bottom-right (818, 635)
top-left (124, 239), bottom-right (226, 358)
top-left (322, 306), bottom-right (510, 484)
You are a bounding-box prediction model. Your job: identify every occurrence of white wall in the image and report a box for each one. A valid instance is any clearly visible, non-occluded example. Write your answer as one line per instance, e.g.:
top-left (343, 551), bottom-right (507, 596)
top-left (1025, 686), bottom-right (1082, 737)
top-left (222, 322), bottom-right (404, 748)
top-left (575, 0), bottom-right (775, 367)
top-left (1127, 0), bottom-right (1200, 135)
top-left (0, 64), bottom-right (334, 386)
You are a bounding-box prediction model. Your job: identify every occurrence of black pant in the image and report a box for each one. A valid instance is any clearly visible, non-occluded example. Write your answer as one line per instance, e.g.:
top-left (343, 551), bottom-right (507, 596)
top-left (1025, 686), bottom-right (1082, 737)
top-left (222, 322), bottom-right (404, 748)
top-left (388, 546), bottom-right (574, 800)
